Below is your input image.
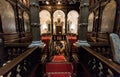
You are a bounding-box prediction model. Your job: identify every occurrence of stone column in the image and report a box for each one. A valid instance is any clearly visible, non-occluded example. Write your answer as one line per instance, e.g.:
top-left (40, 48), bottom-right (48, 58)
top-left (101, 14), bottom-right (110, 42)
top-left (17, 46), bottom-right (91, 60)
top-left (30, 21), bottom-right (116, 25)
top-left (29, 0), bottom-right (44, 47)
top-left (75, 0), bottom-right (90, 47)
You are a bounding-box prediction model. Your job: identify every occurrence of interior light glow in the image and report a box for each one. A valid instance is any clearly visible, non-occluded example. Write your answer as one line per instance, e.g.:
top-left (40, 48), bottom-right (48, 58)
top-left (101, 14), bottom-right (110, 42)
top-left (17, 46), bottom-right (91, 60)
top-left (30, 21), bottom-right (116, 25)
top-left (58, 1), bottom-right (61, 4)
top-left (46, 1), bottom-right (49, 4)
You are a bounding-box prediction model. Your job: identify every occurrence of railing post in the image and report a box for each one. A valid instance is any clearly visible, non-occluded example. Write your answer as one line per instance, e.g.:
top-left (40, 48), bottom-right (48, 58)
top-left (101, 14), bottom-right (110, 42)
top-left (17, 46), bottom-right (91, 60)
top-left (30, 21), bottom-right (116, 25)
top-left (0, 38), bottom-right (5, 67)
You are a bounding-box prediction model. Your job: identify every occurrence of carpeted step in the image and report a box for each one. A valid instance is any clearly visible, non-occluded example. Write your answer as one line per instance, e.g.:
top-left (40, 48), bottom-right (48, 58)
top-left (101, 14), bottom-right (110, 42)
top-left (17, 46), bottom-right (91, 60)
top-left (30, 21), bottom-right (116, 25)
top-left (46, 63), bottom-right (73, 73)
top-left (47, 72), bottom-right (71, 77)
top-left (52, 55), bottom-right (67, 62)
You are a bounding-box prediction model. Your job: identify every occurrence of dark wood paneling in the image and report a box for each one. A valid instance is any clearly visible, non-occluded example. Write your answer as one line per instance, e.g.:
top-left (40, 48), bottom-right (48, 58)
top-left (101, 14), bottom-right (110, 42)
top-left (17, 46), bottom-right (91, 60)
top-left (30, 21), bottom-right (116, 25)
top-left (0, 32), bottom-right (32, 43)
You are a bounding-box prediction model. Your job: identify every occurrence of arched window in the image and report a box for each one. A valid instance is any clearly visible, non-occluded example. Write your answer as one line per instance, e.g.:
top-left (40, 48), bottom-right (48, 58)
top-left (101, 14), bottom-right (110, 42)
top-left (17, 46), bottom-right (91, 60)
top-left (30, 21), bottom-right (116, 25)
top-left (23, 12), bottom-right (30, 32)
top-left (67, 10), bottom-right (79, 34)
top-left (88, 12), bottom-right (94, 32)
top-left (101, 0), bottom-right (116, 32)
top-left (39, 10), bottom-right (51, 34)
top-left (0, 0), bottom-right (16, 33)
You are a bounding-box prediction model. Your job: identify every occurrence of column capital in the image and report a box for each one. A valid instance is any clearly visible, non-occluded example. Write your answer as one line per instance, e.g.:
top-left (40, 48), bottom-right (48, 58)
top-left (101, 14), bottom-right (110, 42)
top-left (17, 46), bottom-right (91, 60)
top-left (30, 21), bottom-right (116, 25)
top-left (28, 41), bottom-right (45, 48)
top-left (74, 40), bottom-right (90, 47)
top-left (80, 3), bottom-right (89, 8)
top-left (30, 2), bottom-right (39, 7)
top-left (80, 23), bottom-right (88, 26)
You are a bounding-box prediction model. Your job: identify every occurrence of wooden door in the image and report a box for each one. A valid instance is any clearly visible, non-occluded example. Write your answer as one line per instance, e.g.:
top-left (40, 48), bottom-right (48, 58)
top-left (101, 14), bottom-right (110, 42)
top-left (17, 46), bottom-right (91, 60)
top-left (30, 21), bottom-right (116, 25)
top-left (56, 26), bottom-right (62, 34)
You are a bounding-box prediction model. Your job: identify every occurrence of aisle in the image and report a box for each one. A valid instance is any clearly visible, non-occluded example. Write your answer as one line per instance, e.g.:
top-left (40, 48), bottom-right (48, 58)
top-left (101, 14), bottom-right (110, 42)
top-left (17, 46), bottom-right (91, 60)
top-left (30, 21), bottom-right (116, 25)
top-left (45, 55), bottom-right (73, 77)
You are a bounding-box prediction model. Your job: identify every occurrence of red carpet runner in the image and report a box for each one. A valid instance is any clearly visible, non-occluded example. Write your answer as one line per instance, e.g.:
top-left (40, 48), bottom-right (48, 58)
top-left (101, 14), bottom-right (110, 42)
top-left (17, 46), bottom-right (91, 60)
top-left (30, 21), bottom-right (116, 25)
top-left (52, 55), bottom-right (67, 62)
top-left (47, 73), bottom-right (71, 77)
top-left (46, 55), bottom-right (73, 77)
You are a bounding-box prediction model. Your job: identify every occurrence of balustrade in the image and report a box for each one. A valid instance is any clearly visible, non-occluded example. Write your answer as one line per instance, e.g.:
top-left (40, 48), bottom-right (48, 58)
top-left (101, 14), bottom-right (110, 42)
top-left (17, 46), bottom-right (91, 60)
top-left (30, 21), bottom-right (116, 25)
top-left (4, 43), bottom-right (29, 60)
top-left (77, 46), bottom-right (120, 77)
top-left (89, 42), bottom-right (112, 59)
top-left (0, 46), bottom-right (44, 77)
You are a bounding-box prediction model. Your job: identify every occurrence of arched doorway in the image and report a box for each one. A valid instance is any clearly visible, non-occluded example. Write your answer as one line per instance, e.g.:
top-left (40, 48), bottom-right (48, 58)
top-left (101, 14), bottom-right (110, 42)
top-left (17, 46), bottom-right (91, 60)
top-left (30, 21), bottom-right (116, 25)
top-left (39, 10), bottom-right (51, 34)
top-left (53, 10), bottom-right (65, 35)
top-left (67, 10), bottom-right (79, 34)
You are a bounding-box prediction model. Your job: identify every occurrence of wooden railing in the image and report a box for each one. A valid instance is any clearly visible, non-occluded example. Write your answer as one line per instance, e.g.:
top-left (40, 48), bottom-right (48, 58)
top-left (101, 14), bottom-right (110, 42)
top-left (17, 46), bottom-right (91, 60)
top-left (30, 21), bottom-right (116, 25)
top-left (47, 35), bottom-right (71, 61)
top-left (66, 36), bottom-right (72, 61)
top-left (77, 46), bottom-right (120, 77)
top-left (47, 37), bottom-right (53, 61)
top-left (87, 32), bottom-right (109, 42)
top-left (0, 46), bottom-right (44, 77)
top-left (67, 35), bottom-right (77, 53)
top-left (48, 35), bottom-right (66, 58)
top-left (0, 43), bottom-right (30, 67)
top-left (4, 43), bottom-right (30, 60)
top-left (52, 34), bottom-right (66, 41)
top-left (89, 42), bottom-right (112, 59)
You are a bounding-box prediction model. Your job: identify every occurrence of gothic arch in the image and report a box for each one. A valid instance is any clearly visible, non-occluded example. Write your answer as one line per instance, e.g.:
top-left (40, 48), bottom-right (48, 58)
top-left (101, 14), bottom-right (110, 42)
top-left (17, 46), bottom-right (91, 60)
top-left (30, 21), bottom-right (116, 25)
top-left (53, 10), bottom-right (65, 34)
top-left (101, 0), bottom-right (116, 32)
top-left (88, 12), bottom-right (94, 32)
top-left (0, 0), bottom-right (16, 33)
top-left (67, 10), bottom-right (79, 34)
top-left (23, 12), bottom-right (30, 32)
top-left (39, 10), bottom-right (51, 34)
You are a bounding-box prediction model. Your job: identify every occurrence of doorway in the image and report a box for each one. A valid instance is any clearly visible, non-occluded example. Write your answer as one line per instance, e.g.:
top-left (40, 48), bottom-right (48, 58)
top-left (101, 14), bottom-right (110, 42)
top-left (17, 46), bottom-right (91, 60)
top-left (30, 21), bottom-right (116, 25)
top-left (53, 10), bottom-right (65, 35)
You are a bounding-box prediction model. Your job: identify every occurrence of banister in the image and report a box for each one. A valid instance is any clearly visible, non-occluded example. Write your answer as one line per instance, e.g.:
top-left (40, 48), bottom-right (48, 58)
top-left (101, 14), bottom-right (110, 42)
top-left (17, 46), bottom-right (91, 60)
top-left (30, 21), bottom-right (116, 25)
top-left (5, 43), bottom-right (30, 47)
top-left (89, 42), bottom-right (109, 46)
top-left (82, 46), bottom-right (120, 74)
top-left (0, 46), bottom-right (38, 76)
